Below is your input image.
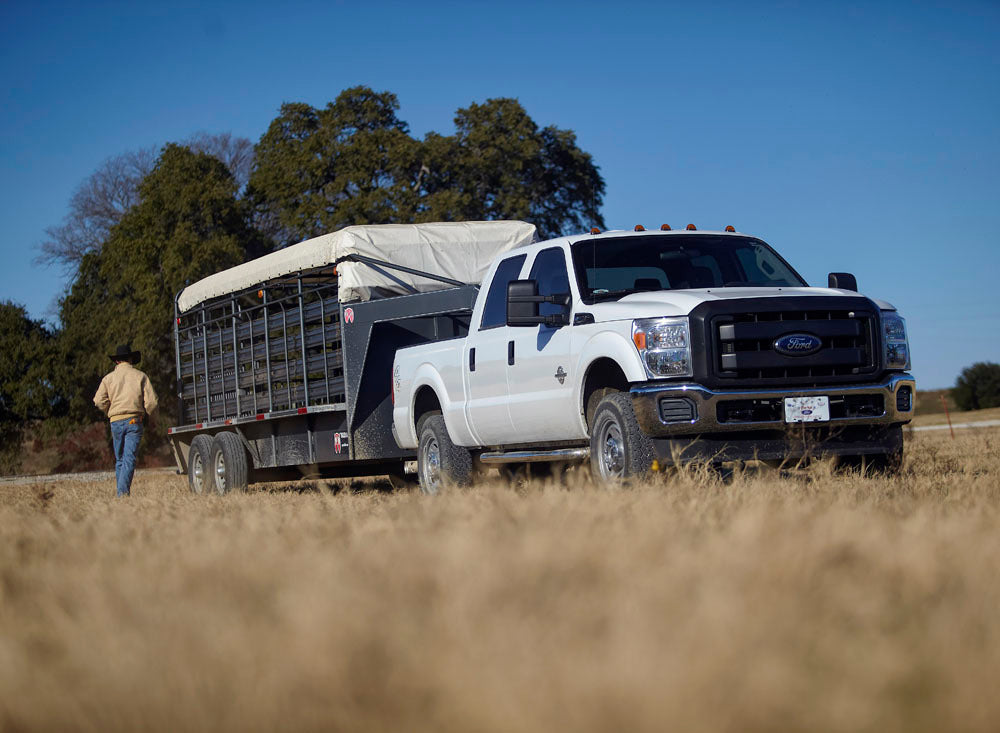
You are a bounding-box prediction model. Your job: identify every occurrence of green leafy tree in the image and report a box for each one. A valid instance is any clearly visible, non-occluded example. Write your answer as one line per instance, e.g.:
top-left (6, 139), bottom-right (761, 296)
top-left (0, 302), bottom-right (60, 473)
top-left (249, 88), bottom-right (605, 243)
top-left (952, 361), bottom-right (1000, 411)
top-left (248, 87), bottom-right (421, 245)
top-left (57, 144), bottom-right (269, 429)
top-left (420, 98), bottom-right (605, 238)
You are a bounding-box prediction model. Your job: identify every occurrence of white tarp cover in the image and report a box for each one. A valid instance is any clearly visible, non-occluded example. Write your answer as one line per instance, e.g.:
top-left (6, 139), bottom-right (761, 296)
top-left (177, 220), bottom-right (536, 312)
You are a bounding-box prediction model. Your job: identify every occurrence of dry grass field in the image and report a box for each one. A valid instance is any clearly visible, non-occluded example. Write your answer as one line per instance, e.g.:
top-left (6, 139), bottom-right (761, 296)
top-left (2, 429), bottom-right (999, 732)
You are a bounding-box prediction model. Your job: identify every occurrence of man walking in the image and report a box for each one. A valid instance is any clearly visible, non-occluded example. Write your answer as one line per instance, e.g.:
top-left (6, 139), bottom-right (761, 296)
top-left (93, 344), bottom-right (159, 497)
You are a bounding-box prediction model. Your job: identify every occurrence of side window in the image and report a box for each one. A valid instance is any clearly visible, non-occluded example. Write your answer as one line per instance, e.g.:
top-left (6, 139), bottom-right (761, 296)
top-left (480, 254), bottom-right (527, 330)
top-left (528, 247), bottom-right (570, 317)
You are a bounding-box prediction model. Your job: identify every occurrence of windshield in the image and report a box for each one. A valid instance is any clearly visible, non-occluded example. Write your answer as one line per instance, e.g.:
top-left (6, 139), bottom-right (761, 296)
top-left (571, 235), bottom-right (807, 303)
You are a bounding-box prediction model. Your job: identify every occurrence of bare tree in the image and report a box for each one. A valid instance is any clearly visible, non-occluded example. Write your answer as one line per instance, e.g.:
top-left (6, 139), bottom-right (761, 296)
top-left (185, 131), bottom-right (254, 192)
top-left (36, 147), bottom-right (156, 273)
top-left (37, 133), bottom-right (255, 274)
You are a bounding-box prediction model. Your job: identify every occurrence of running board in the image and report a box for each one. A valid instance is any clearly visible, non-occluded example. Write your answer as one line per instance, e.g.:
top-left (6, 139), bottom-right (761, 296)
top-left (478, 448), bottom-right (590, 465)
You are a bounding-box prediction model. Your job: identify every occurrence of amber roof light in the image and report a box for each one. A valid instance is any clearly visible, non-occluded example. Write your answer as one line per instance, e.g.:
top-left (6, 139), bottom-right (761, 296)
top-left (590, 227), bottom-right (601, 235)
top-left (725, 225), bottom-right (736, 232)
top-left (686, 224), bottom-right (697, 231)
top-left (634, 224), bottom-right (645, 231)
top-left (660, 224), bottom-right (671, 231)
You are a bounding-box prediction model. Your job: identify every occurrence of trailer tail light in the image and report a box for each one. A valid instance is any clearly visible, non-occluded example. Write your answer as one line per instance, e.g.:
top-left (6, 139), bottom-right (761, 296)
top-left (660, 224), bottom-right (671, 231)
top-left (634, 224), bottom-right (645, 231)
top-left (686, 224), bottom-right (696, 230)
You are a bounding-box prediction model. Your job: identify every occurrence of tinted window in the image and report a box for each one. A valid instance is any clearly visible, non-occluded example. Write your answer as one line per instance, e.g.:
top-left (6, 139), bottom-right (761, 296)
top-left (528, 248), bottom-right (571, 317)
top-left (571, 235), bottom-right (806, 304)
top-left (480, 254), bottom-right (527, 329)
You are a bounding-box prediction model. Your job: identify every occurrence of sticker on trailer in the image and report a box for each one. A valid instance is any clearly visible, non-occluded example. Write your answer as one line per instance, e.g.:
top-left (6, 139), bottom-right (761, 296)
top-left (784, 396), bottom-right (830, 423)
top-left (343, 307), bottom-right (354, 324)
top-left (334, 432), bottom-right (349, 453)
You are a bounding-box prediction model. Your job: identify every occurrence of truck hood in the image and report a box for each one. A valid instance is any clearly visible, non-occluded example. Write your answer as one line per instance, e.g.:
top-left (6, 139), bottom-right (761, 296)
top-left (584, 287), bottom-right (896, 321)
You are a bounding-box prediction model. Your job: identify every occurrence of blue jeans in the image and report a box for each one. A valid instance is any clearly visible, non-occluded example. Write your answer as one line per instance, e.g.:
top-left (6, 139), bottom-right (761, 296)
top-left (110, 418), bottom-right (143, 497)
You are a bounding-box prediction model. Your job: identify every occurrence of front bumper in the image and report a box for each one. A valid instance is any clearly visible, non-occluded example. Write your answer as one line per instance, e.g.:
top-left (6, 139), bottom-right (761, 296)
top-left (631, 373), bottom-right (915, 438)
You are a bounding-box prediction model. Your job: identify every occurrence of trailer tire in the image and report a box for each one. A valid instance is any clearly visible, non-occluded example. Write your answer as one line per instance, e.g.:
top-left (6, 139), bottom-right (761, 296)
top-left (211, 431), bottom-right (250, 494)
top-left (416, 414), bottom-right (472, 495)
top-left (188, 434), bottom-right (214, 494)
top-left (590, 392), bottom-right (654, 485)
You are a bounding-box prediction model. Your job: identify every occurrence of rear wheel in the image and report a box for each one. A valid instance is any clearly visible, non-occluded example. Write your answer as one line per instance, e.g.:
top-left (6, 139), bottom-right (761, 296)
top-left (417, 414), bottom-right (472, 495)
top-left (188, 434), bottom-right (214, 494)
top-left (211, 431), bottom-right (250, 493)
top-left (589, 392), bottom-right (654, 485)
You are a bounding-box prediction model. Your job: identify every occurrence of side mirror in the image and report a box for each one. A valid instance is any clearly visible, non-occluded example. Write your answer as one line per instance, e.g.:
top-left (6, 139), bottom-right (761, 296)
top-left (828, 272), bottom-right (858, 291)
top-left (506, 280), bottom-right (571, 327)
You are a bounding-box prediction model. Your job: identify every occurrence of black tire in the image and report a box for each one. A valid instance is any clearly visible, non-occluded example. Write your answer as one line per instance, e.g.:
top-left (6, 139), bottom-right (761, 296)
top-left (188, 434), bottom-right (214, 494)
top-left (416, 414), bottom-right (472, 495)
top-left (589, 392), bottom-right (654, 485)
top-left (210, 431), bottom-right (250, 494)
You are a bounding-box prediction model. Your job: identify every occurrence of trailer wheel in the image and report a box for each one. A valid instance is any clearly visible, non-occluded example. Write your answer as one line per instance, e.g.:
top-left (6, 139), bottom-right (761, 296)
top-left (416, 414), bottom-right (472, 495)
top-left (211, 431), bottom-right (250, 493)
top-left (590, 392), bottom-right (654, 485)
top-left (188, 434), bottom-right (214, 494)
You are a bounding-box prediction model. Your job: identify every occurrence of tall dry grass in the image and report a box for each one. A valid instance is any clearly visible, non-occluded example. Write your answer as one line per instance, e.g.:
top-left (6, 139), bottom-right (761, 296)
top-left (2, 430), bottom-right (999, 732)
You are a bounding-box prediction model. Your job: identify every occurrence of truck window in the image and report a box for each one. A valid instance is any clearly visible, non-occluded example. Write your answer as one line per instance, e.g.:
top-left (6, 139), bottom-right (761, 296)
top-left (571, 235), bottom-right (807, 303)
top-left (480, 254), bottom-right (527, 330)
top-left (528, 248), bottom-right (571, 317)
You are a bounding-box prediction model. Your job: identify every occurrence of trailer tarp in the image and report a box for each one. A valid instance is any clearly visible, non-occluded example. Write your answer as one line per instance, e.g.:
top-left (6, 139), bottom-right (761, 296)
top-left (177, 220), bottom-right (536, 312)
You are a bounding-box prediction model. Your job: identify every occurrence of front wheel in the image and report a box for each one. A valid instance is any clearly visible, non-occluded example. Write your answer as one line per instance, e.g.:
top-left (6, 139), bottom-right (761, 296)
top-left (589, 392), bottom-right (654, 485)
top-left (417, 414), bottom-right (472, 495)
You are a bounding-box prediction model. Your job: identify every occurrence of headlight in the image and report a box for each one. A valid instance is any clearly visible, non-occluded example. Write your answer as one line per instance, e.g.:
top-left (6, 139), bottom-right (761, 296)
top-left (632, 318), bottom-right (692, 377)
top-left (882, 312), bottom-right (911, 370)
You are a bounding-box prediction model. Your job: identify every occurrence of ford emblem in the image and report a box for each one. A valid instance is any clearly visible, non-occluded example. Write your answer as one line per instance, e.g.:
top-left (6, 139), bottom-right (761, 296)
top-left (774, 333), bottom-right (822, 356)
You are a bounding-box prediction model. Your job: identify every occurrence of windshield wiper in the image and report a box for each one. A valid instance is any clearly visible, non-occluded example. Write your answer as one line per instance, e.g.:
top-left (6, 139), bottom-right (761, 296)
top-left (588, 288), bottom-right (632, 302)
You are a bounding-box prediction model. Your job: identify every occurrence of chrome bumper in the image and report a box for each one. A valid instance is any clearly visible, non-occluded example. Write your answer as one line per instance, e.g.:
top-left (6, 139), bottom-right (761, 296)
top-left (631, 373), bottom-right (915, 437)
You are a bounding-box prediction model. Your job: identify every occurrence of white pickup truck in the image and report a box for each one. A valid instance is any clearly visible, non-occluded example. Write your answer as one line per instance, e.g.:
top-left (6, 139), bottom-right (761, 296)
top-left (391, 225), bottom-right (915, 491)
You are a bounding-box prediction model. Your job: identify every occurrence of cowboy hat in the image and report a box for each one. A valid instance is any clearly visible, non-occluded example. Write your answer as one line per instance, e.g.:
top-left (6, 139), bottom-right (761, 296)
top-left (109, 344), bottom-right (141, 364)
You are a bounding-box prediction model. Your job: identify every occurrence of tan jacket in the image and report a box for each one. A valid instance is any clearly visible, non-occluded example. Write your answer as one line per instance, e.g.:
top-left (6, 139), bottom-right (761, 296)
top-left (94, 362), bottom-right (159, 423)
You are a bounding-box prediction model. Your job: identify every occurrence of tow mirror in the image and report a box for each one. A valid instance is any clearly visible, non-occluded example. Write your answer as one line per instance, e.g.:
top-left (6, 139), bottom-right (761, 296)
top-left (506, 280), bottom-right (571, 327)
top-left (828, 272), bottom-right (858, 291)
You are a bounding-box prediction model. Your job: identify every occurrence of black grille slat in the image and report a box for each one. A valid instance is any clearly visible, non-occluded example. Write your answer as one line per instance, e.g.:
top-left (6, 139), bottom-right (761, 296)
top-left (703, 300), bottom-right (878, 386)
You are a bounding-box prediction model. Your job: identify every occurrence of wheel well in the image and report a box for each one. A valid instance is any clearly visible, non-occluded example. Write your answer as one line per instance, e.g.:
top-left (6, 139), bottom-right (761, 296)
top-left (413, 386), bottom-right (443, 431)
top-left (583, 358), bottom-right (630, 430)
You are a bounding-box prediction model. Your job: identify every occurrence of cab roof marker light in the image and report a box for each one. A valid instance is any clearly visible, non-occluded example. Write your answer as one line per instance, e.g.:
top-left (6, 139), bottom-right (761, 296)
top-left (660, 224), bottom-right (671, 231)
top-left (634, 224), bottom-right (645, 231)
top-left (725, 225), bottom-right (736, 232)
top-left (590, 227), bottom-right (601, 235)
top-left (686, 224), bottom-right (696, 230)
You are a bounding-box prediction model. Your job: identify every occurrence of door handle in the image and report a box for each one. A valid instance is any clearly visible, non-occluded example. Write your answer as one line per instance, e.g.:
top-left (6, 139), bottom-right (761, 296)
top-left (469, 347), bottom-right (476, 372)
top-left (508, 340), bottom-right (515, 366)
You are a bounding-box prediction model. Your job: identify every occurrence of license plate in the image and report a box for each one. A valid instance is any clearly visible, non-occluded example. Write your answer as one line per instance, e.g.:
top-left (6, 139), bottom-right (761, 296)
top-left (784, 396), bottom-right (830, 423)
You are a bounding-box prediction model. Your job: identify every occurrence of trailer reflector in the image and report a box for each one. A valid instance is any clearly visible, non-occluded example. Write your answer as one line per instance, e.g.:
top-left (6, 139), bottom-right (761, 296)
top-left (297, 407), bottom-right (308, 414)
top-left (256, 414), bottom-right (265, 421)
top-left (195, 423), bottom-right (203, 429)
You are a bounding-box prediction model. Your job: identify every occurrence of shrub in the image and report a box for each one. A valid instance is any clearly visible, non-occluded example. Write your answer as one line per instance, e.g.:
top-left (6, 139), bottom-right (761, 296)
top-left (952, 361), bottom-right (1000, 411)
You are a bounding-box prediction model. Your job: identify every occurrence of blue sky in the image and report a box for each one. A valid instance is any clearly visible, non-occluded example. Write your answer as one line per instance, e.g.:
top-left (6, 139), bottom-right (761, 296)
top-left (1, 0), bottom-right (998, 389)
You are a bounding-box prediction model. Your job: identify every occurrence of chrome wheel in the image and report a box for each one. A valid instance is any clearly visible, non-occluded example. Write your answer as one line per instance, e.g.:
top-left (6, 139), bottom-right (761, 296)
top-left (214, 450), bottom-right (227, 493)
top-left (191, 452), bottom-right (205, 492)
top-left (419, 434), bottom-right (442, 494)
top-left (598, 419), bottom-right (625, 481)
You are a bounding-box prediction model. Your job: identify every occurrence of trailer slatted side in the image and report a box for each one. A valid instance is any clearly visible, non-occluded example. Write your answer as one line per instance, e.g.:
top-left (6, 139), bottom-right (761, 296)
top-left (175, 270), bottom-right (343, 424)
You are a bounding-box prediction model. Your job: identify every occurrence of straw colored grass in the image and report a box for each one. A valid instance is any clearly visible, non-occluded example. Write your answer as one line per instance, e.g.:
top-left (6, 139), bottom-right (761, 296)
top-left (2, 430), bottom-right (998, 732)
